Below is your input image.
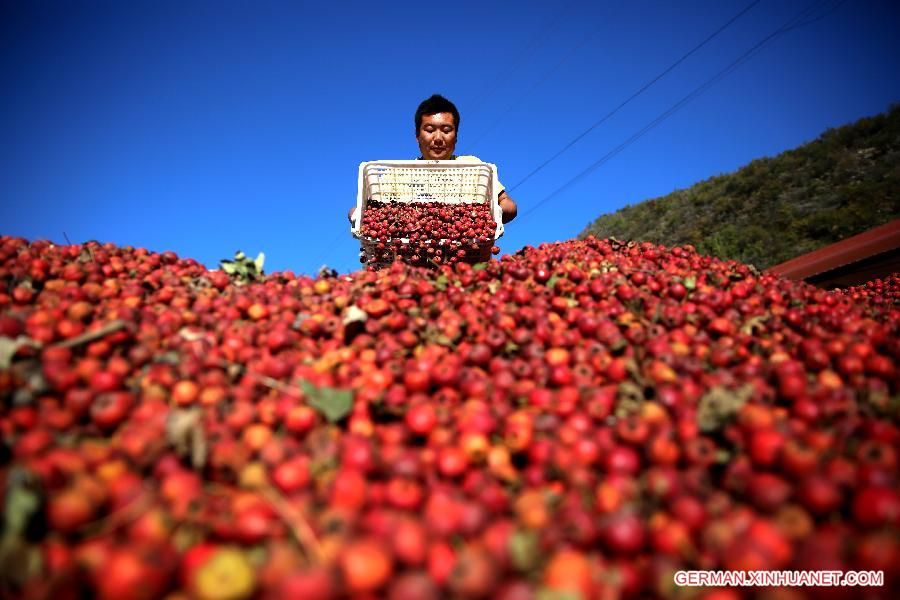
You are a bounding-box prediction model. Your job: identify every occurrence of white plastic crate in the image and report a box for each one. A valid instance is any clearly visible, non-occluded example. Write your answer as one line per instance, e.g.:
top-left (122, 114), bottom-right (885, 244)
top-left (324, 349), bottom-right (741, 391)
top-left (351, 160), bottom-right (504, 268)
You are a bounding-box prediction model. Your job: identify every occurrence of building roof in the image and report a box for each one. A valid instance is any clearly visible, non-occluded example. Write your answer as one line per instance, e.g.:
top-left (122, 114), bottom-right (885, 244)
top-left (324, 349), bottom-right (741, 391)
top-left (767, 219), bottom-right (900, 286)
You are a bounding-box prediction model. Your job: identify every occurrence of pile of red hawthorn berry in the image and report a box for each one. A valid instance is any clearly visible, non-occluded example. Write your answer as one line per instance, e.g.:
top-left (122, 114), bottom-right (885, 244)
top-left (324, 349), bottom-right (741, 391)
top-left (835, 274), bottom-right (899, 307)
top-left (359, 201), bottom-right (498, 267)
top-left (1, 234), bottom-right (898, 599)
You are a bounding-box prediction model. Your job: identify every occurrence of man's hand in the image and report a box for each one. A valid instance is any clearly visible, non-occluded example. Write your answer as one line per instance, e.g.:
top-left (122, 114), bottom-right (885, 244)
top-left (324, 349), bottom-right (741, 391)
top-left (348, 206), bottom-right (357, 224)
top-left (498, 191), bottom-right (517, 224)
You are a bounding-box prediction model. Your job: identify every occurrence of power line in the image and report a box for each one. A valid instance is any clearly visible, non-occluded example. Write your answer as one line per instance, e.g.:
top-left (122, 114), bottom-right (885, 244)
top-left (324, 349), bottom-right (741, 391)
top-left (782, 0), bottom-right (848, 33)
top-left (466, 0), bottom-right (581, 115)
top-left (313, 225), bottom-right (349, 272)
top-left (463, 1), bottom-right (626, 154)
top-left (507, 0), bottom-right (763, 194)
top-left (519, 0), bottom-right (831, 221)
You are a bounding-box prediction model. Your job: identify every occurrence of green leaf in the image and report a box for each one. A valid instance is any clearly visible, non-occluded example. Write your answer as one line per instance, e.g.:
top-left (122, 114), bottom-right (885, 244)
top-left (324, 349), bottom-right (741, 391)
top-left (220, 250), bottom-right (266, 283)
top-left (3, 476), bottom-right (40, 537)
top-left (509, 530), bottom-right (540, 572)
top-left (683, 276), bottom-right (696, 290)
top-left (714, 449), bottom-right (732, 464)
top-left (246, 546), bottom-right (268, 567)
top-left (301, 381), bottom-right (353, 423)
top-left (434, 275), bottom-right (448, 291)
top-left (0, 469), bottom-right (44, 587)
top-left (609, 338), bottom-right (628, 353)
top-left (546, 274), bottom-right (560, 289)
top-left (535, 590), bottom-right (583, 600)
top-left (472, 263), bottom-right (487, 271)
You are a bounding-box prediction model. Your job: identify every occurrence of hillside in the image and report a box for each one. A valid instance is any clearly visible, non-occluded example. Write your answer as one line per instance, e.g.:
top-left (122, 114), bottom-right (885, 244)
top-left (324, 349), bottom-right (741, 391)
top-left (580, 105), bottom-right (900, 269)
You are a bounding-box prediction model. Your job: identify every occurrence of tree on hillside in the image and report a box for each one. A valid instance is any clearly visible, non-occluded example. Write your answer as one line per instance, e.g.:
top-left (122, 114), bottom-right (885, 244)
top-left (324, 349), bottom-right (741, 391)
top-left (581, 105), bottom-right (900, 269)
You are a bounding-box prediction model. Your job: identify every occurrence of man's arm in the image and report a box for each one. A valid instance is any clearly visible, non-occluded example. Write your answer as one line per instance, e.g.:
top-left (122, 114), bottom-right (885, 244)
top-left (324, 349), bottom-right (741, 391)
top-left (348, 206), bottom-right (357, 224)
top-left (498, 191), bottom-right (517, 224)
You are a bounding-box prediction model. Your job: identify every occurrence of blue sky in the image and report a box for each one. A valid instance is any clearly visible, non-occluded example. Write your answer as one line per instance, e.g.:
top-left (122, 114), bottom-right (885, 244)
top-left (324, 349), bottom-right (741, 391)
top-left (2, 0), bottom-right (898, 275)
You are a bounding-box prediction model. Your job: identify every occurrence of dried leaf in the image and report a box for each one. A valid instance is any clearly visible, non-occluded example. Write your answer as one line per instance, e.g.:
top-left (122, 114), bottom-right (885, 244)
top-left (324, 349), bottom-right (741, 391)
top-left (178, 328), bottom-right (209, 343)
top-left (0, 337), bottom-right (39, 369)
top-left (317, 265), bottom-right (338, 278)
top-left (189, 276), bottom-right (212, 291)
top-left (534, 589), bottom-right (586, 600)
top-left (52, 319), bottom-right (129, 349)
top-left (166, 408), bottom-right (207, 470)
top-left (616, 381), bottom-right (646, 417)
top-left (740, 315), bottom-right (769, 335)
top-left (226, 363), bottom-right (244, 381)
top-left (292, 313), bottom-right (312, 330)
top-left (697, 385), bottom-right (753, 432)
top-left (342, 306), bottom-right (367, 326)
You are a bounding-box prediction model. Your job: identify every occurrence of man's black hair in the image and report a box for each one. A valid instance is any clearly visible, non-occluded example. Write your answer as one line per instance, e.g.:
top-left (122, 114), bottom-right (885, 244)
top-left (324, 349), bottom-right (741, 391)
top-left (415, 94), bottom-right (460, 134)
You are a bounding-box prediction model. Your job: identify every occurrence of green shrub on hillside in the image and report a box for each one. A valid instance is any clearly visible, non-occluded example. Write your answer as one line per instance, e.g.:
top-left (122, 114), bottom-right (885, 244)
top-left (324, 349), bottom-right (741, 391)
top-left (581, 105), bottom-right (900, 269)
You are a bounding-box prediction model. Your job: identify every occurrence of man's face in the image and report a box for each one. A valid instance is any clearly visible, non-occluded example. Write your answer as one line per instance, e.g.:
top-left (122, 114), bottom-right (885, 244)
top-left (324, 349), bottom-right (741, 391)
top-left (417, 112), bottom-right (457, 160)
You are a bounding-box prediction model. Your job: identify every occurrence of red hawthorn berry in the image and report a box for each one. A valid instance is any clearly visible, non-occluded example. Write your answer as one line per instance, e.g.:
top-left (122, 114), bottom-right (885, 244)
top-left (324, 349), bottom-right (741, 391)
top-left (89, 370), bottom-right (122, 393)
top-left (47, 488), bottom-right (96, 533)
top-left (272, 457), bottom-right (311, 494)
top-left (386, 477), bottom-right (424, 511)
top-left (601, 511), bottom-right (646, 555)
top-left (852, 486), bottom-right (900, 527)
top-left (405, 403), bottom-right (437, 436)
top-left (403, 370), bottom-right (431, 394)
top-left (437, 447), bottom-right (469, 478)
top-left (339, 539), bottom-right (393, 594)
top-left (797, 475), bottom-right (843, 515)
top-left (748, 428), bottom-right (785, 467)
top-left (285, 405), bottom-right (317, 435)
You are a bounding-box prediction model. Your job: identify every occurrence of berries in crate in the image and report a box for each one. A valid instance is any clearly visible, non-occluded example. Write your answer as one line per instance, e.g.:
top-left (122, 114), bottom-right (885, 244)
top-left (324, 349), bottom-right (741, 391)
top-left (350, 160), bottom-right (504, 268)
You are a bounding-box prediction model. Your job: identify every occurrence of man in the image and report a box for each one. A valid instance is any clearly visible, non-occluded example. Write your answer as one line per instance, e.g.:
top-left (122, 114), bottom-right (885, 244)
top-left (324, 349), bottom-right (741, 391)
top-left (348, 94), bottom-right (518, 224)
